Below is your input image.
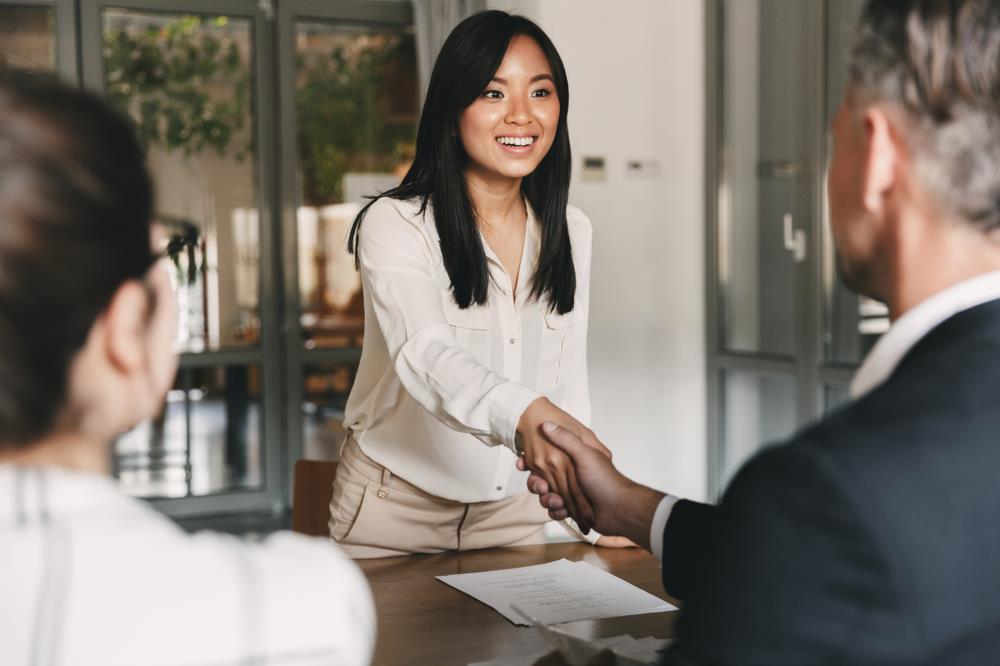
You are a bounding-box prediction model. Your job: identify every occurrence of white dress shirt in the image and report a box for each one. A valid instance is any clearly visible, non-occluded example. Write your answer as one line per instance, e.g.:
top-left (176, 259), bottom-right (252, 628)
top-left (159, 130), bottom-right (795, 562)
top-left (344, 196), bottom-right (592, 504)
top-left (849, 271), bottom-right (1000, 398)
top-left (650, 271), bottom-right (1000, 561)
top-left (0, 465), bottom-right (374, 666)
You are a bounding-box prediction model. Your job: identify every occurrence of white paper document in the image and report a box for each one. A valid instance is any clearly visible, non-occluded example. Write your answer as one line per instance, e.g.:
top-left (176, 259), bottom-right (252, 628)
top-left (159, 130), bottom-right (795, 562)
top-left (436, 558), bottom-right (676, 626)
top-left (535, 624), bottom-right (673, 666)
top-left (468, 632), bottom-right (672, 666)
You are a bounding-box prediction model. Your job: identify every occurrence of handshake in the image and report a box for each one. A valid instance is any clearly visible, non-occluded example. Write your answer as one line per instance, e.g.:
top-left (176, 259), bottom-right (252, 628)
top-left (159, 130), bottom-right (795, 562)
top-left (514, 398), bottom-right (664, 549)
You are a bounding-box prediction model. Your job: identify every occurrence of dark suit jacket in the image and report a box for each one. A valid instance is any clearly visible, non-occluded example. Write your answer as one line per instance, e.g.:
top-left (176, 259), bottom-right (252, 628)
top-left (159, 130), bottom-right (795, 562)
top-left (660, 299), bottom-right (1000, 665)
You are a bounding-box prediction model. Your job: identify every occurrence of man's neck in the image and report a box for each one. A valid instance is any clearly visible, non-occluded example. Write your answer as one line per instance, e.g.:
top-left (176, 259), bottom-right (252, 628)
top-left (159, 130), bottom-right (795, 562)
top-left (887, 211), bottom-right (1000, 320)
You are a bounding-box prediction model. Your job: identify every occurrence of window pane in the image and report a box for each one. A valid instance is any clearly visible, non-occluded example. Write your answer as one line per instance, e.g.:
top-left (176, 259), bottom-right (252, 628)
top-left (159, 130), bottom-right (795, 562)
top-left (102, 11), bottom-right (260, 351)
top-left (719, 0), bottom-right (814, 357)
top-left (294, 22), bottom-right (417, 350)
top-left (824, 277), bottom-right (888, 364)
top-left (115, 365), bottom-right (262, 498)
top-left (0, 6), bottom-right (56, 71)
top-left (720, 370), bottom-right (797, 487)
top-left (823, 383), bottom-right (851, 414)
top-left (302, 360), bottom-right (359, 460)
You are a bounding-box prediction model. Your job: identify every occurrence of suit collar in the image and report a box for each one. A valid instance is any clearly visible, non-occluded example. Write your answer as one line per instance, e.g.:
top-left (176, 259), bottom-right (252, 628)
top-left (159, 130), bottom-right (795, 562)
top-left (851, 271), bottom-right (1000, 399)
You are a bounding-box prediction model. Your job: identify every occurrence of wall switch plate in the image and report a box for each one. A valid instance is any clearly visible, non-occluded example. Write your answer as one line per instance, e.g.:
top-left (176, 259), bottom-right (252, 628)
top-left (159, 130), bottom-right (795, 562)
top-left (581, 156), bottom-right (606, 181)
top-left (626, 159), bottom-right (661, 178)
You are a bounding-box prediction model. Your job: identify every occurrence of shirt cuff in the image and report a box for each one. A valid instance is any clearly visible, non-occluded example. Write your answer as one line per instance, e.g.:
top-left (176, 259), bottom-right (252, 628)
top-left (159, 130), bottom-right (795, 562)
top-left (649, 494), bottom-right (680, 562)
top-left (561, 517), bottom-right (603, 544)
top-left (488, 382), bottom-right (543, 452)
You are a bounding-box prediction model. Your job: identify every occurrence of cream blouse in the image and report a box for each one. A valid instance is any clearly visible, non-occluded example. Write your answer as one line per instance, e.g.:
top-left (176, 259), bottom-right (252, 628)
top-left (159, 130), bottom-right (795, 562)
top-left (1, 466), bottom-right (374, 665)
top-left (344, 196), bottom-right (592, 503)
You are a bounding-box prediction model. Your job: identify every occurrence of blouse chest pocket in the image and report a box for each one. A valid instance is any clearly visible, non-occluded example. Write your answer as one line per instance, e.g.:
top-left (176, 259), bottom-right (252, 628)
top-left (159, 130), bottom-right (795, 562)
top-left (539, 309), bottom-right (578, 389)
top-left (441, 296), bottom-right (492, 367)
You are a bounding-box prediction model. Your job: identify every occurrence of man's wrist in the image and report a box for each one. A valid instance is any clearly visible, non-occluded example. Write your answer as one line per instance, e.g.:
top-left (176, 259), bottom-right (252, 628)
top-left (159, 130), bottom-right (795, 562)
top-left (613, 483), bottom-right (666, 552)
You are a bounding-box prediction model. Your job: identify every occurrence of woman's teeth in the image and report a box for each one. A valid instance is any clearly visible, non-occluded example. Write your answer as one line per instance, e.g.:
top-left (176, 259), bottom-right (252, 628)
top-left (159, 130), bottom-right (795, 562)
top-left (497, 136), bottom-right (535, 146)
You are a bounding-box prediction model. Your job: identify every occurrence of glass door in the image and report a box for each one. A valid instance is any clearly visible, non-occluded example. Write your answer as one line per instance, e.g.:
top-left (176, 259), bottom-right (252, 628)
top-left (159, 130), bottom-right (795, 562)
top-left (276, 0), bottom-right (416, 482)
top-left (707, 0), bottom-right (874, 498)
top-left (80, 0), bottom-right (284, 517)
top-left (708, 0), bottom-right (825, 495)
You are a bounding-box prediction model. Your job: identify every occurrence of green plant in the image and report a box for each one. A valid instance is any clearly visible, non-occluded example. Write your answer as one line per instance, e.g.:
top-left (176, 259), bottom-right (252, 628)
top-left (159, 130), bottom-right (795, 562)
top-left (102, 16), bottom-right (418, 205)
top-left (104, 15), bottom-right (251, 159)
top-left (295, 32), bottom-right (417, 205)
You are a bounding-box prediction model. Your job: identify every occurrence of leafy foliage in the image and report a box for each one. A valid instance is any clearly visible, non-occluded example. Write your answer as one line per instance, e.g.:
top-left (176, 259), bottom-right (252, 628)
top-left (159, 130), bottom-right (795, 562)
top-left (102, 16), bottom-right (418, 205)
top-left (104, 15), bottom-right (251, 159)
top-left (295, 32), bottom-right (417, 205)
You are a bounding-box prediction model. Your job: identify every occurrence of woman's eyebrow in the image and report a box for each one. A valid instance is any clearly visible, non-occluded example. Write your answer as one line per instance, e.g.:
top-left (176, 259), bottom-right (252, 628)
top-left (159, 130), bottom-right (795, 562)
top-left (490, 74), bottom-right (555, 84)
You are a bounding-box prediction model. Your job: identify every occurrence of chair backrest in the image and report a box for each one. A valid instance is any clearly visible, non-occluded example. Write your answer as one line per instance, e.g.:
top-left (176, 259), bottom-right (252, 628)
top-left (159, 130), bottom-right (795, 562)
top-left (292, 459), bottom-right (340, 537)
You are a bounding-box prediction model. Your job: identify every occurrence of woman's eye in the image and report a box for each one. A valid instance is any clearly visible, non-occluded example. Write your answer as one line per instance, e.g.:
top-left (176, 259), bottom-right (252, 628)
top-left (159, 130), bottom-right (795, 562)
top-left (482, 89), bottom-right (503, 99)
top-left (531, 88), bottom-right (553, 98)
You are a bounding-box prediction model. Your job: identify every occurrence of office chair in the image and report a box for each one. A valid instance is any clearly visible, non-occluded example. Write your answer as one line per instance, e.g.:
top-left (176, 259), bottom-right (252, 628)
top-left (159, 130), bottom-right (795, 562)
top-left (291, 459), bottom-right (339, 537)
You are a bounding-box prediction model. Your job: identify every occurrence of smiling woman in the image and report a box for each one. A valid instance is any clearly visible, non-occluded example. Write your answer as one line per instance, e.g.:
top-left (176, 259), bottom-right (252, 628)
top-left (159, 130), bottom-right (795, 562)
top-left (459, 36), bottom-right (560, 185)
top-left (328, 10), bottom-right (622, 557)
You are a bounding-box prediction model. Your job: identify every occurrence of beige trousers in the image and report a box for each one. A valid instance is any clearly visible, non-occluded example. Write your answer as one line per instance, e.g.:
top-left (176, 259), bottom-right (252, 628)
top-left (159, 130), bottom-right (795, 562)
top-left (329, 436), bottom-right (552, 558)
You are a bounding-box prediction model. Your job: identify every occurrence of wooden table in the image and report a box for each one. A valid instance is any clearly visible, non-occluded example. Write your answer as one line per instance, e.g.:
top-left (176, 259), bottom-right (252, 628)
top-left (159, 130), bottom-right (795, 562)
top-left (357, 542), bottom-right (679, 665)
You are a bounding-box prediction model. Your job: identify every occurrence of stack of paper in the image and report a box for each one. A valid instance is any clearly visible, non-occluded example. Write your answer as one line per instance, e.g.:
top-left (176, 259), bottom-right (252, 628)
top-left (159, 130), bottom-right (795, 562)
top-left (436, 558), bottom-right (676, 626)
top-left (536, 623), bottom-right (673, 666)
top-left (469, 630), bottom-right (672, 666)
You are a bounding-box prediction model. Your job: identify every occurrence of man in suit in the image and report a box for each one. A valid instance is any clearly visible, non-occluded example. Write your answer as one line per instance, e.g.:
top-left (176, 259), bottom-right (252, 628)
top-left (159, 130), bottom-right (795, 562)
top-left (525, 0), bottom-right (1000, 663)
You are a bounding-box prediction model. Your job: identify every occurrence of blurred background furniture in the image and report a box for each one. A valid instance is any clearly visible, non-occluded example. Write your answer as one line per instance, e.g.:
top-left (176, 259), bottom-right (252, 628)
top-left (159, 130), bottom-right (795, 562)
top-left (292, 459), bottom-right (340, 537)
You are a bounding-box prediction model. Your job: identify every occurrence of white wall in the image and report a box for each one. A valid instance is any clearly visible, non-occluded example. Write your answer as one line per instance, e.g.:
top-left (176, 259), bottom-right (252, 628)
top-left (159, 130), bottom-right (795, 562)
top-left (489, 0), bottom-right (707, 500)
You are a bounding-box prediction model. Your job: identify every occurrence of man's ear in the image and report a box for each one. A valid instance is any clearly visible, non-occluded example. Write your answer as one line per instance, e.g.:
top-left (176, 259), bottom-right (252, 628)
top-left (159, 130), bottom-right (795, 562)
top-left (861, 106), bottom-right (900, 216)
top-left (101, 280), bottom-right (151, 375)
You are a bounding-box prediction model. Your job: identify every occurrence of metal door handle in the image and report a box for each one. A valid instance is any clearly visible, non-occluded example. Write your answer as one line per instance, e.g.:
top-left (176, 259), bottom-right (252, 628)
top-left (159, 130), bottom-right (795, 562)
top-left (783, 213), bottom-right (806, 263)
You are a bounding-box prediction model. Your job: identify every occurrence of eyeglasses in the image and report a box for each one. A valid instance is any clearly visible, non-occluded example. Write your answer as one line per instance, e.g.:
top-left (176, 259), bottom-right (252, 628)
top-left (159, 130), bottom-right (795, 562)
top-left (155, 220), bottom-right (200, 286)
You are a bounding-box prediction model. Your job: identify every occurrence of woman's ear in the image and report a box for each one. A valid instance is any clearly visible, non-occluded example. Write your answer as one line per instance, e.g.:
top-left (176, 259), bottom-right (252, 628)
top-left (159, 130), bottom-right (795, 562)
top-left (101, 280), bottom-right (152, 376)
top-left (62, 279), bottom-right (157, 441)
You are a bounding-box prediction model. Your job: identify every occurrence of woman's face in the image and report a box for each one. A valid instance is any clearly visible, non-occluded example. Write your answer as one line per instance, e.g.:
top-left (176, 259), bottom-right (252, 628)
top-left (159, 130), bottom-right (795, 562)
top-left (459, 35), bottom-right (561, 185)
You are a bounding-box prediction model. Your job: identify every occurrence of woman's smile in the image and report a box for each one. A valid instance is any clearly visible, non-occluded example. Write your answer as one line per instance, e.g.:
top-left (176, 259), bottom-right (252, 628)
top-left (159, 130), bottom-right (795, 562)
top-left (459, 34), bottom-right (560, 182)
top-left (495, 134), bottom-right (539, 154)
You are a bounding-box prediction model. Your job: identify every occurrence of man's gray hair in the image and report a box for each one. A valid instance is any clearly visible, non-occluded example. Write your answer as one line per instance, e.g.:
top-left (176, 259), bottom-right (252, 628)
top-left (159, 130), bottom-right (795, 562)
top-left (850, 0), bottom-right (1000, 231)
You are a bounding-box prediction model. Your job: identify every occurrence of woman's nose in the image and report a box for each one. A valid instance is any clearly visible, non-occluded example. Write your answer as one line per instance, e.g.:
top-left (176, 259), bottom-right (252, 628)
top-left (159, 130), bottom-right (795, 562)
top-left (505, 94), bottom-right (531, 125)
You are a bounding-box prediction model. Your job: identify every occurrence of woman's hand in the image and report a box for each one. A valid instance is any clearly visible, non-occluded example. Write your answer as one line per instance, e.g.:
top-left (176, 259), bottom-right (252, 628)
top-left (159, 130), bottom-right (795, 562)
top-left (518, 397), bottom-right (611, 458)
top-left (515, 398), bottom-right (610, 534)
top-left (595, 535), bottom-right (637, 549)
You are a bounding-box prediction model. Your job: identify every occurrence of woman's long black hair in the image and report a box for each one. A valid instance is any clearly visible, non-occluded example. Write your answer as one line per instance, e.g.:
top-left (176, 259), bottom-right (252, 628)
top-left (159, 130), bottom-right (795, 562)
top-left (348, 10), bottom-right (576, 313)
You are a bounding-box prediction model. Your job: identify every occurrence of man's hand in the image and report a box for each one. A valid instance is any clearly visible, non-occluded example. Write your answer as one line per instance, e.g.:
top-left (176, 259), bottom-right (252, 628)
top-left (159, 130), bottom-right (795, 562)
top-left (523, 422), bottom-right (665, 551)
top-left (516, 398), bottom-right (610, 534)
top-left (523, 422), bottom-right (631, 534)
top-left (518, 397), bottom-right (612, 458)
